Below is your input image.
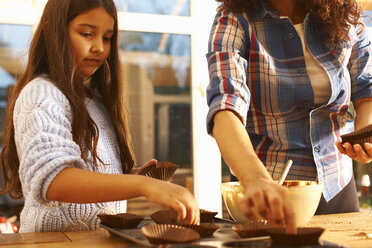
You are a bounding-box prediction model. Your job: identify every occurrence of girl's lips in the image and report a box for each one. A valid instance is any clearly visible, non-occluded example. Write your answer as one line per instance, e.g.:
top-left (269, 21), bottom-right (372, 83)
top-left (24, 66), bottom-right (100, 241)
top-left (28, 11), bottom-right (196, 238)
top-left (85, 59), bottom-right (100, 62)
top-left (84, 59), bottom-right (101, 65)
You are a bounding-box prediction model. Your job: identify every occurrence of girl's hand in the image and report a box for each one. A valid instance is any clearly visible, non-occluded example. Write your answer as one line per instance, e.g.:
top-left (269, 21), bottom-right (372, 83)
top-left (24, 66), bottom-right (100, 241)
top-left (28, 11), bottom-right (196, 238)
top-left (335, 141), bottom-right (372, 164)
top-left (239, 178), bottom-right (297, 234)
top-left (142, 178), bottom-right (200, 225)
top-left (130, 159), bottom-right (158, 174)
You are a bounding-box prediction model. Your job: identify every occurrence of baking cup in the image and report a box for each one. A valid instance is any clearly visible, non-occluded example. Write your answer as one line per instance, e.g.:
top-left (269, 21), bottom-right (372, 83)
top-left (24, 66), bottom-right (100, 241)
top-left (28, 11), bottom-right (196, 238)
top-left (151, 209), bottom-right (180, 225)
top-left (141, 224), bottom-right (200, 245)
top-left (267, 227), bottom-right (324, 246)
top-left (137, 161), bottom-right (178, 181)
top-left (183, 223), bottom-right (219, 237)
top-left (341, 124), bottom-right (372, 152)
top-left (98, 213), bottom-right (144, 228)
top-left (232, 220), bottom-right (271, 238)
top-left (200, 209), bottom-right (218, 222)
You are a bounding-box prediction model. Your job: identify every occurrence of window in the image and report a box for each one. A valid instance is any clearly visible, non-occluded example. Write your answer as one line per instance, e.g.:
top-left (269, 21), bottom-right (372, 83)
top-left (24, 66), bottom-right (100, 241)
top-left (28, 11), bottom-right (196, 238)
top-left (0, 24), bottom-right (32, 130)
top-left (0, 0), bottom-right (222, 216)
top-left (114, 0), bottom-right (190, 16)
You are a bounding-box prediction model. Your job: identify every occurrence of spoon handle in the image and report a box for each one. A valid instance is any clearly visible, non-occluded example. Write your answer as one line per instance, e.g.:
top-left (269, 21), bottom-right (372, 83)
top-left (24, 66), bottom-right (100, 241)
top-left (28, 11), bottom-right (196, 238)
top-left (278, 160), bottom-right (293, 185)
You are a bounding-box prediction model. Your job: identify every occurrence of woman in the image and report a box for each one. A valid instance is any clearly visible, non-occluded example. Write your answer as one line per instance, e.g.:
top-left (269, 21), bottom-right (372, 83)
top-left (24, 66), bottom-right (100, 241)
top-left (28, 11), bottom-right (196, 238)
top-left (206, 0), bottom-right (372, 233)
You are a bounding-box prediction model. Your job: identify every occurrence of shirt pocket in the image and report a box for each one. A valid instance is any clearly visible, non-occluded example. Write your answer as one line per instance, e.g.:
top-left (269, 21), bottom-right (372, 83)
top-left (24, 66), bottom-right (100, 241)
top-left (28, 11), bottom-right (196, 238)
top-left (248, 71), bottom-right (303, 116)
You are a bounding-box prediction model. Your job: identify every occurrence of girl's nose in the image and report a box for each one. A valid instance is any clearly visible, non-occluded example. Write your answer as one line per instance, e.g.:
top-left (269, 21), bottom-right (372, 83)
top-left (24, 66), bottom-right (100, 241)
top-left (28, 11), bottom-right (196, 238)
top-left (91, 38), bottom-right (104, 53)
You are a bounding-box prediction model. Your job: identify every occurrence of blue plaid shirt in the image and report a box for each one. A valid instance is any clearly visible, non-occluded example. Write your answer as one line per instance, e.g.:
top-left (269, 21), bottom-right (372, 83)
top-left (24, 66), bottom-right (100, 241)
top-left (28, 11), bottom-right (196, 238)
top-left (206, 1), bottom-right (372, 200)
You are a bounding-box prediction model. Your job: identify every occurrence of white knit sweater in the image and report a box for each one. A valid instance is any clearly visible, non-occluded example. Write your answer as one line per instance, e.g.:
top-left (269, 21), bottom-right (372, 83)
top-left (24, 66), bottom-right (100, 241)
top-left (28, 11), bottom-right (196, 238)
top-left (14, 76), bottom-right (126, 232)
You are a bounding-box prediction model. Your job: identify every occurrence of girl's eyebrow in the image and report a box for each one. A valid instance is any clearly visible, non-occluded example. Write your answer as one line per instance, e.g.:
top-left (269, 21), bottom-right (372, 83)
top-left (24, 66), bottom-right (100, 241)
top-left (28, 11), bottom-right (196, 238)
top-left (77, 23), bottom-right (114, 33)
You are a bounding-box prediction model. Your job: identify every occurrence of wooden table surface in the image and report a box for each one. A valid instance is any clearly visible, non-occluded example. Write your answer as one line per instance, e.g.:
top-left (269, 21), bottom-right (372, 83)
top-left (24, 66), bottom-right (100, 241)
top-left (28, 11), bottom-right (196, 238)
top-left (1, 211), bottom-right (371, 247)
top-left (307, 211), bottom-right (372, 248)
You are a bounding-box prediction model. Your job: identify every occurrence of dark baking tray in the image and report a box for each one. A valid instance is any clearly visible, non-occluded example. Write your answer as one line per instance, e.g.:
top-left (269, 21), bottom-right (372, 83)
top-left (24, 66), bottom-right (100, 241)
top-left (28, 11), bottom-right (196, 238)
top-left (101, 217), bottom-right (237, 246)
top-left (101, 217), bottom-right (346, 247)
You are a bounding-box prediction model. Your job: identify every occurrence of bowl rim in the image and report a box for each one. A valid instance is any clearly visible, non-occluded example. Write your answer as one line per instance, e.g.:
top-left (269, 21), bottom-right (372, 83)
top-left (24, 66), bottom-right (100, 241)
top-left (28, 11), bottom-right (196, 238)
top-left (221, 181), bottom-right (324, 191)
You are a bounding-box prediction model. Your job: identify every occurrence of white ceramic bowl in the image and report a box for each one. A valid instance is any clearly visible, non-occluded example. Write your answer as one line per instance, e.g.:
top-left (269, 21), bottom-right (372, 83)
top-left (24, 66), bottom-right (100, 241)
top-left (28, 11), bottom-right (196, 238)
top-left (221, 180), bottom-right (323, 226)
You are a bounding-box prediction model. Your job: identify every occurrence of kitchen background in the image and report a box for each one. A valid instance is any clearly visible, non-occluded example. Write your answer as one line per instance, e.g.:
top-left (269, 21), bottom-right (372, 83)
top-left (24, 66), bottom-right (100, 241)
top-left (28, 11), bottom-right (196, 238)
top-left (0, 0), bottom-right (371, 222)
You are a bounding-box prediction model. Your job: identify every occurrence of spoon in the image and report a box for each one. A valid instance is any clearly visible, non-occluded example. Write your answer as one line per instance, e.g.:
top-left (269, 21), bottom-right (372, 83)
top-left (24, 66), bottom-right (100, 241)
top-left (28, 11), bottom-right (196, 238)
top-left (278, 160), bottom-right (293, 185)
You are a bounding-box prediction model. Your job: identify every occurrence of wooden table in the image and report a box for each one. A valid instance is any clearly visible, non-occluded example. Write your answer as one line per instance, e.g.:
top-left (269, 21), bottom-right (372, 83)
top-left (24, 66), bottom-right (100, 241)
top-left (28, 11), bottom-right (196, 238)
top-left (1, 211), bottom-right (371, 247)
top-left (307, 211), bottom-right (372, 248)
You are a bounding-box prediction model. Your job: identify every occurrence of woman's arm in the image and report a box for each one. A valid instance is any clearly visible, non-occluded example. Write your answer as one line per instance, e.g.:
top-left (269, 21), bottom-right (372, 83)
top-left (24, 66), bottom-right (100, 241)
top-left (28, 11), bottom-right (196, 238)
top-left (354, 97), bottom-right (372, 130)
top-left (212, 110), bottom-right (297, 234)
top-left (46, 166), bottom-right (200, 224)
top-left (336, 97), bottom-right (372, 163)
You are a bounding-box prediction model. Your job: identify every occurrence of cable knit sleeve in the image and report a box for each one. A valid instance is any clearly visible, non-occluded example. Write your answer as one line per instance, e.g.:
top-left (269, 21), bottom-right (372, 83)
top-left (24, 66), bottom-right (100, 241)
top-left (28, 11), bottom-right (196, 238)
top-left (13, 77), bottom-right (86, 207)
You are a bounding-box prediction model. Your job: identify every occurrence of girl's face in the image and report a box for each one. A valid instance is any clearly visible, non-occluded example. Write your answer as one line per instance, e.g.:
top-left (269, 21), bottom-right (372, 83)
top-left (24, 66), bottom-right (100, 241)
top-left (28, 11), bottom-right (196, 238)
top-left (68, 7), bottom-right (114, 78)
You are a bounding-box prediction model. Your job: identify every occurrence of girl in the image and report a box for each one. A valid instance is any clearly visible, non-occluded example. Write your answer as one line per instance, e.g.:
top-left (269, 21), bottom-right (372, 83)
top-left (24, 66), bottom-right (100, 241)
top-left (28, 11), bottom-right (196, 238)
top-left (206, 0), bottom-right (372, 233)
top-left (0, 0), bottom-right (199, 232)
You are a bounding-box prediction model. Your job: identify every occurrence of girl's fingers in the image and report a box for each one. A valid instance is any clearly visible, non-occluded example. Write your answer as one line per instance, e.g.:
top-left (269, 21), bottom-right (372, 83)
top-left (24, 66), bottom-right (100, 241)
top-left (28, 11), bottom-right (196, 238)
top-left (173, 200), bottom-right (187, 223)
top-left (175, 200), bottom-right (199, 224)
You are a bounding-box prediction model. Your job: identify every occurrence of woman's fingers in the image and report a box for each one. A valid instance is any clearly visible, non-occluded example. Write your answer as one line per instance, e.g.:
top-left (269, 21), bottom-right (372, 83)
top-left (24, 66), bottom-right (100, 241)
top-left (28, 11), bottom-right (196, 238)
top-left (335, 141), bottom-right (346, 154)
top-left (365, 143), bottom-right (372, 158)
top-left (336, 141), bottom-right (372, 163)
top-left (343, 142), bottom-right (356, 158)
top-left (354, 144), bottom-right (372, 163)
top-left (282, 197), bottom-right (297, 234)
top-left (265, 190), bottom-right (285, 225)
top-left (240, 182), bottom-right (297, 234)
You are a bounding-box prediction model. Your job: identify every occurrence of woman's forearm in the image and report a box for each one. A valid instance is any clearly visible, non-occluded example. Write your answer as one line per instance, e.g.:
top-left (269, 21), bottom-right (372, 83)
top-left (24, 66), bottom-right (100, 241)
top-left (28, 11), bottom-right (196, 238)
top-left (46, 167), bottom-right (150, 203)
top-left (354, 97), bottom-right (372, 130)
top-left (212, 110), bottom-right (272, 186)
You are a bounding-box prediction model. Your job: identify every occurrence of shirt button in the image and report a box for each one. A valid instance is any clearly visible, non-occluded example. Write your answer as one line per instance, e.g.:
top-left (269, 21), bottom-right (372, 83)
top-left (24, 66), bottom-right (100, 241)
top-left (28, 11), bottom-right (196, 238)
top-left (314, 146), bottom-right (320, 152)
top-left (297, 68), bottom-right (305, 74)
top-left (289, 32), bottom-right (295, 39)
top-left (304, 101), bottom-right (312, 108)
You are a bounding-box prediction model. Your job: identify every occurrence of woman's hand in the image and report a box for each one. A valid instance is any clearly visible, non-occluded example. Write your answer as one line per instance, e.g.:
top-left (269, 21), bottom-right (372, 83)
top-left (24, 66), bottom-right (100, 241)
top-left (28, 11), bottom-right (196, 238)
top-left (141, 178), bottom-right (200, 225)
top-left (130, 159), bottom-right (158, 174)
top-left (239, 178), bottom-right (297, 234)
top-left (335, 141), bottom-right (372, 164)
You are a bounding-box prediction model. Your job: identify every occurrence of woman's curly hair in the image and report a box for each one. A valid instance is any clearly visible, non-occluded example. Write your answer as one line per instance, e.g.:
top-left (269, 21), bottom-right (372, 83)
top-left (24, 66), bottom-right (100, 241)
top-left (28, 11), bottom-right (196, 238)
top-left (216, 0), bottom-right (364, 46)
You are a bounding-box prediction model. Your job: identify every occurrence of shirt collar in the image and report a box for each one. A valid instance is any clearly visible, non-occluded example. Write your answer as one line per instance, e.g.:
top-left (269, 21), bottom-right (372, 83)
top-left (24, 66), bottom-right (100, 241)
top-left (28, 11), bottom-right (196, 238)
top-left (248, 0), bottom-right (284, 21)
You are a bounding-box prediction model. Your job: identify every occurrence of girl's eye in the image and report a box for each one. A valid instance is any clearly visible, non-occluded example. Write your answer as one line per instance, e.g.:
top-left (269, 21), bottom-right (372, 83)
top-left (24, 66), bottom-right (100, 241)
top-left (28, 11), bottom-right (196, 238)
top-left (80, 32), bottom-right (91, 37)
top-left (103, 36), bottom-right (112, 42)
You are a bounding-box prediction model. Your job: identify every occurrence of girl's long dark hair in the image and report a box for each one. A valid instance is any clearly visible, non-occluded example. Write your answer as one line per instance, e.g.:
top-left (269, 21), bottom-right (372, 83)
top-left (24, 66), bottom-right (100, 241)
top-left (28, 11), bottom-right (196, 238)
top-left (216, 0), bottom-right (363, 45)
top-left (0, 0), bottom-right (135, 199)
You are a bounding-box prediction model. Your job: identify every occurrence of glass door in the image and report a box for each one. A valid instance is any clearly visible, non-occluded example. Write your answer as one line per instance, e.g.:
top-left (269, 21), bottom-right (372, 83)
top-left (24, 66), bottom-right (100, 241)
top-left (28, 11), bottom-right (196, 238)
top-left (0, 0), bottom-right (223, 217)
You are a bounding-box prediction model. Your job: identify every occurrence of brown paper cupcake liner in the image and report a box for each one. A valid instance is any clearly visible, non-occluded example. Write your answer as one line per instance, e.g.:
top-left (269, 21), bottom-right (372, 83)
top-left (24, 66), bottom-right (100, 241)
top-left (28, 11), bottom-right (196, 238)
top-left (141, 224), bottom-right (200, 245)
top-left (232, 220), bottom-right (271, 238)
top-left (98, 213), bottom-right (144, 228)
top-left (151, 209), bottom-right (181, 225)
top-left (182, 223), bottom-right (219, 237)
top-left (137, 161), bottom-right (178, 181)
top-left (341, 124), bottom-right (372, 151)
top-left (200, 209), bottom-right (218, 222)
top-left (267, 227), bottom-right (324, 246)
